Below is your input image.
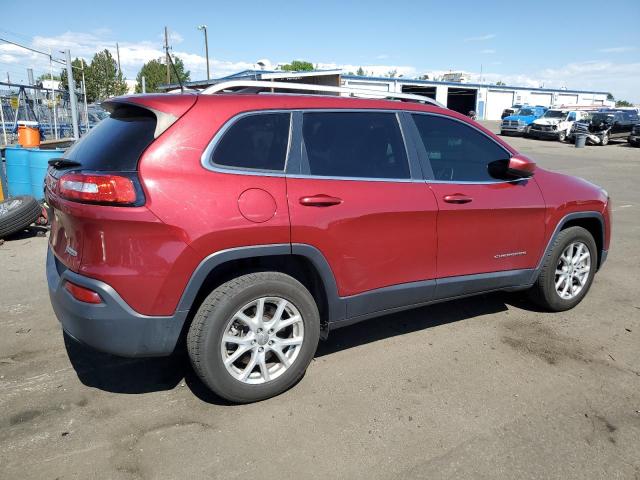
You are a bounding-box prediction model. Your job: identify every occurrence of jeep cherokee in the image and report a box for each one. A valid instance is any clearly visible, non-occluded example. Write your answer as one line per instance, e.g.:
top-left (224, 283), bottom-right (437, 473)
top-left (46, 83), bottom-right (611, 403)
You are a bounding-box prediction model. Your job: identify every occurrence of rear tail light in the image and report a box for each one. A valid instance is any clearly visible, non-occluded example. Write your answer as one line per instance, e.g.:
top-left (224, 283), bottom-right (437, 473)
top-left (64, 281), bottom-right (102, 304)
top-left (58, 173), bottom-right (138, 205)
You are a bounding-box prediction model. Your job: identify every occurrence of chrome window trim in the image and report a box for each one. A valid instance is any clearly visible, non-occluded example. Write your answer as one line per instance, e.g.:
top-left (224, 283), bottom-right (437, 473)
top-left (200, 109), bottom-right (293, 176)
top-left (201, 108), bottom-right (418, 183)
top-left (409, 111), bottom-right (519, 185)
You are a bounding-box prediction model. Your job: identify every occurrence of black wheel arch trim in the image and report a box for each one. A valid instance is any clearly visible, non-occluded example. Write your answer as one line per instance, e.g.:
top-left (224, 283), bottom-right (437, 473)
top-left (532, 211), bottom-right (606, 283)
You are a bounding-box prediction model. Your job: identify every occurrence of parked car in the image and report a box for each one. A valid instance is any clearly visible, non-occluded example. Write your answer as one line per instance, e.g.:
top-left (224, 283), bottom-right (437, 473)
top-left (629, 123), bottom-right (640, 147)
top-left (528, 109), bottom-right (591, 142)
top-left (500, 106), bottom-right (547, 136)
top-left (501, 104), bottom-right (524, 119)
top-left (569, 110), bottom-right (639, 145)
top-left (45, 84), bottom-right (611, 403)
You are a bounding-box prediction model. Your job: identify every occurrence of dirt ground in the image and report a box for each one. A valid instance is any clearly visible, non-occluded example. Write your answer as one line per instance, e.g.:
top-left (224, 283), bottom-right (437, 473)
top-left (1, 127), bottom-right (639, 480)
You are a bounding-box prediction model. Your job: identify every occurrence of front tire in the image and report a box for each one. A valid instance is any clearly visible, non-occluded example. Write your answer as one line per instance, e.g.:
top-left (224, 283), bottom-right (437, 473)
top-left (557, 130), bottom-right (567, 142)
top-left (187, 272), bottom-right (320, 403)
top-left (528, 226), bottom-right (597, 312)
top-left (600, 132), bottom-right (610, 146)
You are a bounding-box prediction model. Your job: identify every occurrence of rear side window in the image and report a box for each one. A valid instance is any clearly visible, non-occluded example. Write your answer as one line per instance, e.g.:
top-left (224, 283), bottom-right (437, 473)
top-left (412, 114), bottom-right (510, 182)
top-left (302, 112), bottom-right (410, 179)
top-left (212, 113), bottom-right (290, 171)
top-left (63, 105), bottom-right (156, 171)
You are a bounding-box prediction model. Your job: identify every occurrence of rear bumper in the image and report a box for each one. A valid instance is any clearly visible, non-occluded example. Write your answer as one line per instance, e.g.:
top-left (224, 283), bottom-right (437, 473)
top-left (47, 246), bottom-right (188, 357)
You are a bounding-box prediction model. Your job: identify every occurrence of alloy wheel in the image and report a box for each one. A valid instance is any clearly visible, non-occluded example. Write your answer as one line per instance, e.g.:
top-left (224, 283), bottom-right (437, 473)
top-left (554, 241), bottom-right (591, 300)
top-left (220, 297), bottom-right (304, 384)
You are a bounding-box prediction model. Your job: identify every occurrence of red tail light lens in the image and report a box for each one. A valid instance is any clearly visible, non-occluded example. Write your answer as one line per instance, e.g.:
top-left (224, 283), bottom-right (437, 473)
top-left (58, 173), bottom-right (137, 204)
top-left (64, 281), bottom-right (102, 304)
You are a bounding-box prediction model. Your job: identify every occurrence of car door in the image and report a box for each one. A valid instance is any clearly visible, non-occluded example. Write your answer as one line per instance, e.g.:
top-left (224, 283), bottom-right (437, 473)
top-left (286, 110), bottom-right (439, 302)
top-left (410, 113), bottom-right (546, 280)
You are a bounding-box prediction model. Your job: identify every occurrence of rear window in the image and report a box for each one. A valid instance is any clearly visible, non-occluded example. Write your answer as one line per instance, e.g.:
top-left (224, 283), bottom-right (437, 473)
top-left (63, 105), bottom-right (156, 171)
top-left (211, 113), bottom-right (291, 171)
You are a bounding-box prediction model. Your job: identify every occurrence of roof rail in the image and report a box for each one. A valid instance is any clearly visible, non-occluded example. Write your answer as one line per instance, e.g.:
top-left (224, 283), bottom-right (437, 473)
top-left (200, 80), bottom-right (445, 108)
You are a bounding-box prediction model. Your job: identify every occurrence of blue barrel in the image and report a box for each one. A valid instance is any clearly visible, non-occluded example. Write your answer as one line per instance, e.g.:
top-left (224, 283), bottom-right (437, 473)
top-left (5, 146), bottom-right (33, 197)
top-left (29, 149), bottom-right (64, 200)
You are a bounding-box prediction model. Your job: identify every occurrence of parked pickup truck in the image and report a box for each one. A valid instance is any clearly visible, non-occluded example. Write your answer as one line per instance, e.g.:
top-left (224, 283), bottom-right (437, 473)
top-left (568, 110), bottom-right (640, 145)
top-left (528, 109), bottom-right (591, 142)
top-left (501, 104), bottom-right (524, 119)
top-left (500, 106), bottom-right (547, 136)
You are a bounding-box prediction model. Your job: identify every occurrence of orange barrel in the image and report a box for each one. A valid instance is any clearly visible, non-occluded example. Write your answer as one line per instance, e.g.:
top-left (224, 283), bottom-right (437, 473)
top-left (17, 121), bottom-right (41, 147)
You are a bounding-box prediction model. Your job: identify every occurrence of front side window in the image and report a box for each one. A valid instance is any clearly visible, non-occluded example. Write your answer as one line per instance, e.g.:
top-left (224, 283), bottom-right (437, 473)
top-left (567, 112), bottom-right (577, 121)
top-left (412, 114), bottom-right (510, 182)
top-left (302, 112), bottom-right (410, 179)
top-left (212, 113), bottom-right (290, 171)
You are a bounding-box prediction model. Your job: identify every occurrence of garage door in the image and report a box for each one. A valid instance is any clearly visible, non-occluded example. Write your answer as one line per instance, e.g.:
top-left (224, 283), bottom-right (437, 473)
top-left (485, 90), bottom-right (514, 120)
top-left (530, 92), bottom-right (553, 107)
top-left (558, 94), bottom-right (578, 106)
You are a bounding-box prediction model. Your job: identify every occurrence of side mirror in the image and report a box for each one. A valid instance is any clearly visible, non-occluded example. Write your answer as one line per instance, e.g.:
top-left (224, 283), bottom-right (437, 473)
top-left (507, 154), bottom-right (536, 178)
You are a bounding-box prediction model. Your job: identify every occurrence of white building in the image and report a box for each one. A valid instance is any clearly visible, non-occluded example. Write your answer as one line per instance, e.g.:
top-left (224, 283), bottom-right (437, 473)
top-left (160, 69), bottom-right (611, 120)
top-left (342, 75), bottom-right (611, 120)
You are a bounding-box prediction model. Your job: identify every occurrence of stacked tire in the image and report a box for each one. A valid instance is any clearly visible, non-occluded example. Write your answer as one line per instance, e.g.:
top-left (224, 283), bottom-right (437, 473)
top-left (0, 196), bottom-right (42, 239)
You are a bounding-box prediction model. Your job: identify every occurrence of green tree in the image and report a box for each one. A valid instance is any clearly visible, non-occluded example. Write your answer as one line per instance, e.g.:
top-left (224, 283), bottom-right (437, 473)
top-left (417, 74), bottom-right (429, 80)
top-left (385, 69), bottom-right (398, 78)
top-left (279, 60), bottom-right (314, 72)
top-left (36, 73), bottom-right (60, 82)
top-left (60, 58), bottom-right (88, 93)
top-left (135, 56), bottom-right (190, 93)
top-left (606, 92), bottom-right (615, 101)
top-left (496, 81), bottom-right (506, 86)
top-left (86, 49), bottom-right (128, 101)
top-left (615, 99), bottom-right (633, 107)
top-left (356, 67), bottom-right (365, 76)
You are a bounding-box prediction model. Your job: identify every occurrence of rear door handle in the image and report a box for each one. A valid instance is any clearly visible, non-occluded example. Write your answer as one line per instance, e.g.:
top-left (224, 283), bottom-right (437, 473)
top-left (299, 194), bottom-right (343, 207)
top-left (443, 194), bottom-right (473, 204)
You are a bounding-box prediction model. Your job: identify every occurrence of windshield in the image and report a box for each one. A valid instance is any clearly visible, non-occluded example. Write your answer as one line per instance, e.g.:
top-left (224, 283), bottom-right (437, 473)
top-left (591, 113), bottom-right (614, 123)
top-left (517, 108), bottom-right (534, 116)
top-left (542, 110), bottom-right (566, 119)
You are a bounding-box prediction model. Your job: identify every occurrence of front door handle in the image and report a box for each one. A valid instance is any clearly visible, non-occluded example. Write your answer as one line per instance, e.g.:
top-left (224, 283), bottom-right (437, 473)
top-left (299, 194), bottom-right (343, 207)
top-left (443, 194), bottom-right (473, 204)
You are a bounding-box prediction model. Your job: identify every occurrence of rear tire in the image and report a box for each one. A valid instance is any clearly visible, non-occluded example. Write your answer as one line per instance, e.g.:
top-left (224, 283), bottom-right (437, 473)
top-left (558, 130), bottom-right (567, 142)
top-left (187, 272), bottom-right (320, 403)
top-left (600, 132), bottom-right (610, 146)
top-left (528, 226), bottom-right (597, 311)
top-left (0, 196), bottom-right (41, 239)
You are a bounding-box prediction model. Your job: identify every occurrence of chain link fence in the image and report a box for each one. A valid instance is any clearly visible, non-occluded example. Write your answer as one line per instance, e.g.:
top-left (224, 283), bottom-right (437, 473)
top-left (0, 82), bottom-right (95, 146)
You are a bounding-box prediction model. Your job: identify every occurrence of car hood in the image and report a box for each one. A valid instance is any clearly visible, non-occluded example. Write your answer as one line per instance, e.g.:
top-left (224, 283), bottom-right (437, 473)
top-left (534, 118), bottom-right (563, 126)
top-left (503, 114), bottom-right (536, 122)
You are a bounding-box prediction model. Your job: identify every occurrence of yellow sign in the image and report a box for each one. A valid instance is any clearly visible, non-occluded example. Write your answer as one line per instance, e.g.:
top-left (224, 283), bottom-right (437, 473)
top-left (9, 97), bottom-right (19, 109)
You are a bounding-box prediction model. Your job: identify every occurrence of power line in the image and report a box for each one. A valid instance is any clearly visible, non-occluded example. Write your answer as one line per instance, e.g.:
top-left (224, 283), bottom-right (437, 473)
top-left (0, 36), bottom-right (66, 65)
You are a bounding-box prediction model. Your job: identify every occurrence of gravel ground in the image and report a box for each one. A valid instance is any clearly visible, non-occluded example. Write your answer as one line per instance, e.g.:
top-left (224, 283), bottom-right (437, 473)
top-left (1, 126), bottom-right (639, 480)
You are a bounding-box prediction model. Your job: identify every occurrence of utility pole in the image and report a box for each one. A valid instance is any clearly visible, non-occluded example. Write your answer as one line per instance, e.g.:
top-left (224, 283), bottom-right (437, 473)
top-left (164, 26), bottom-right (170, 84)
top-left (198, 25), bottom-right (210, 80)
top-left (65, 49), bottom-right (80, 139)
top-left (116, 42), bottom-right (122, 76)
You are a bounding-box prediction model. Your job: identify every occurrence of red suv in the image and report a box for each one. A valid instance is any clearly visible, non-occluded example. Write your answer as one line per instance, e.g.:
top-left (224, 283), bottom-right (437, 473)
top-left (46, 82), bottom-right (611, 403)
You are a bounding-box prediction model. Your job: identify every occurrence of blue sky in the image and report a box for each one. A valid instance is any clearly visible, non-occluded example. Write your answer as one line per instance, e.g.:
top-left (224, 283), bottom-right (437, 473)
top-left (1, 0), bottom-right (639, 100)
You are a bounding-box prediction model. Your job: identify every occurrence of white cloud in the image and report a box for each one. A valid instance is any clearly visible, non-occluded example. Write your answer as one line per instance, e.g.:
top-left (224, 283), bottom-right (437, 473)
top-left (480, 49), bottom-right (496, 54)
top-left (376, 54), bottom-right (389, 60)
top-left (597, 46), bottom-right (636, 53)
top-left (465, 34), bottom-right (496, 42)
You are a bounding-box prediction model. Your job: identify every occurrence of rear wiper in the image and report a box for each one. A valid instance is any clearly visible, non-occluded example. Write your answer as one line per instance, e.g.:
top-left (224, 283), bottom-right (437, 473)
top-left (48, 158), bottom-right (81, 169)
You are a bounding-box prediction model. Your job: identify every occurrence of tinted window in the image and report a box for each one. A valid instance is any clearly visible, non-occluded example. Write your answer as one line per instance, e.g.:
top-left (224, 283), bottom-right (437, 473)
top-left (412, 114), bottom-right (510, 182)
top-left (302, 112), bottom-right (409, 179)
top-left (64, 105), bottom-right (156, 171)
top-left (212, 113), bottom-right (290, 171)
